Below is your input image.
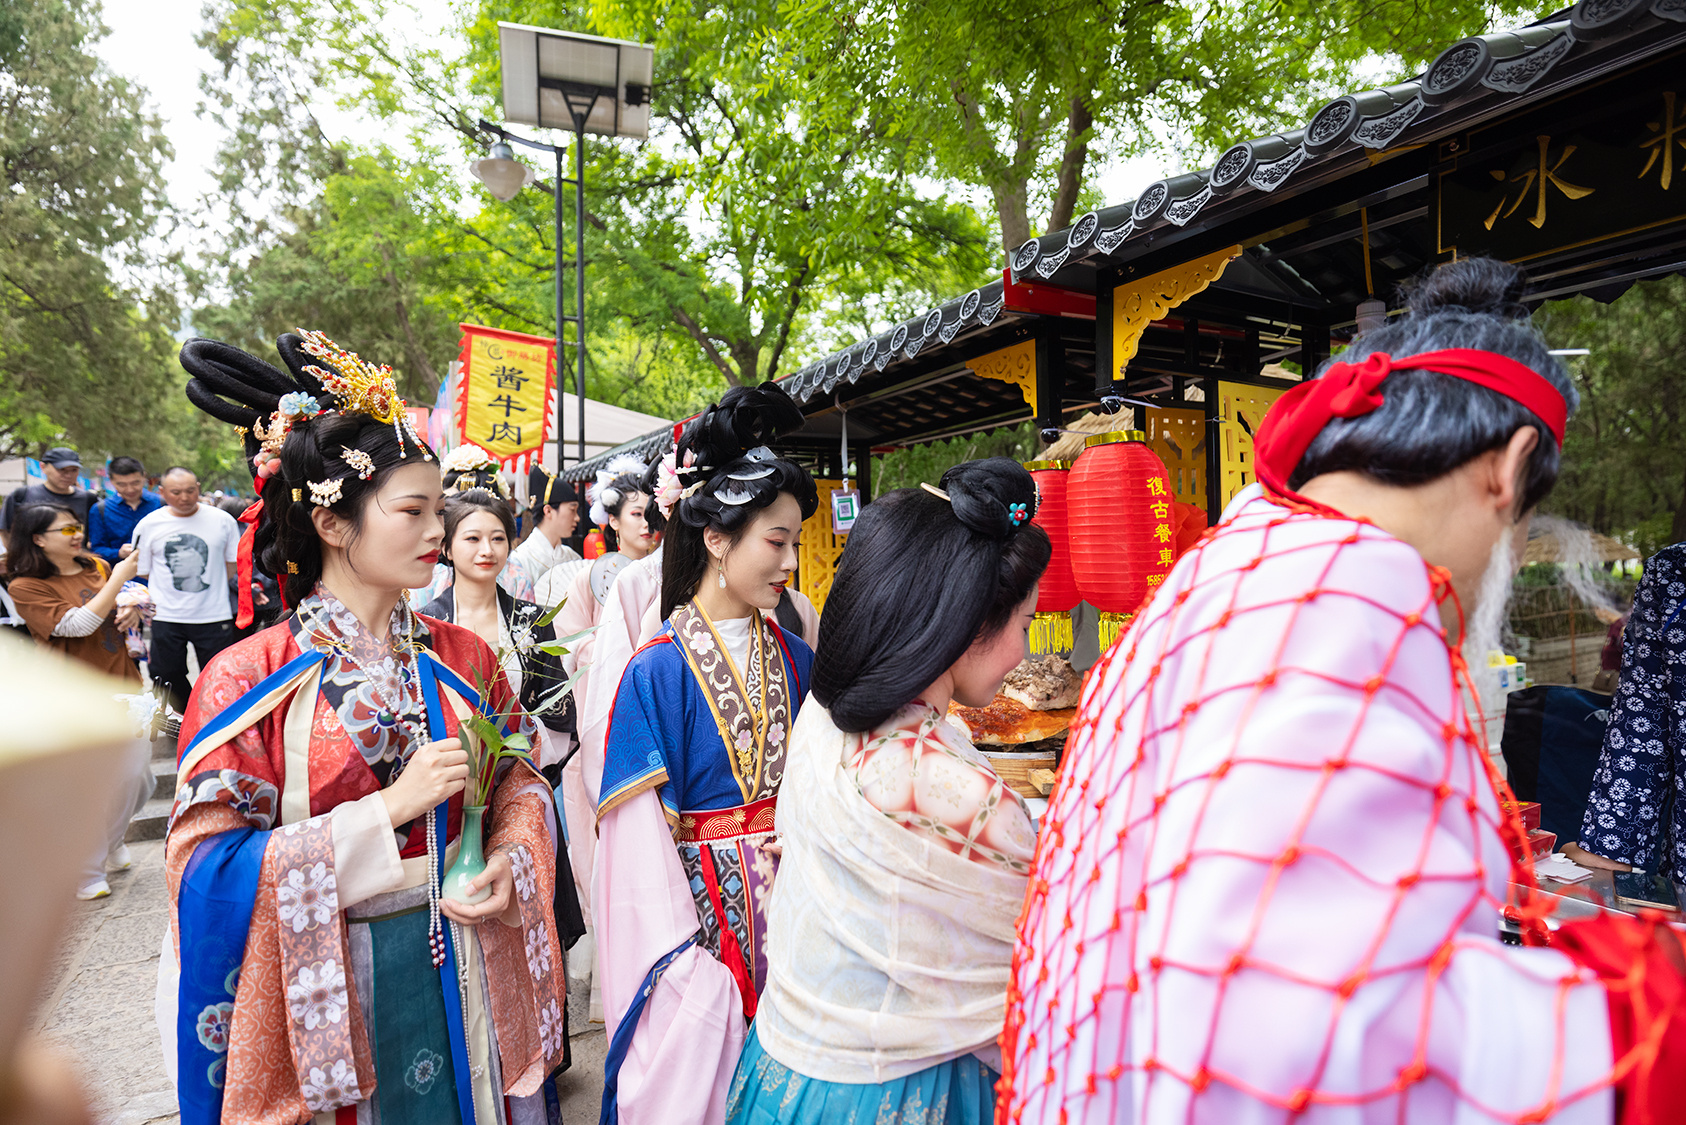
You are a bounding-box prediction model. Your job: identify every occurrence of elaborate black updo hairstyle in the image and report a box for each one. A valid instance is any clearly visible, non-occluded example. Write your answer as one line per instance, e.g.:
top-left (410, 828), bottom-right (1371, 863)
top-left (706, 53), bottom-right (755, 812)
top-left (1290, 258), bottom-right (1577, 515)
top-left (179, 333), bottom-right (436, 607)
top-left (659, 383), bottom-right (818, 621)
top-left (813, 458), bottom-right (1050, 732)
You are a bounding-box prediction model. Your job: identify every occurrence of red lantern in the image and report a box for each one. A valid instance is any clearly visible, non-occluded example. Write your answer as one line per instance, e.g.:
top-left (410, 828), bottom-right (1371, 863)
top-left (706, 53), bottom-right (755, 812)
top-left (1068, 430), bottom-right (1176, 648)
top-left (1025, 459), bottom-right (1079, 653)
top-left (584, 528), bottom-right (607, 559)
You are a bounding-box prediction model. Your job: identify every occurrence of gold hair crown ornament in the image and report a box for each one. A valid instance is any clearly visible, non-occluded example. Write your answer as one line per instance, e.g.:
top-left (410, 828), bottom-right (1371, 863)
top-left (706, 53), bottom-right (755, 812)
top-left (297, 331), bottom-right (403, 423)
top-left (295, 329), bottom-right (433, 462)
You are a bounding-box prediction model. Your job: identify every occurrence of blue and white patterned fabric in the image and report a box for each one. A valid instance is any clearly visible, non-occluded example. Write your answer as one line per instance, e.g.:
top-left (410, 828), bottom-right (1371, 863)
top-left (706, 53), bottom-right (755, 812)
top-left (1579, 543), bottom-right (1686, 873)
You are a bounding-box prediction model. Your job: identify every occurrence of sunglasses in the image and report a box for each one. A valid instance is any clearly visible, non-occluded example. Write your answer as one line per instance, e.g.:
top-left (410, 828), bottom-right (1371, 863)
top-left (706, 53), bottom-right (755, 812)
top-left (47, 523), bottom-right (84, 537)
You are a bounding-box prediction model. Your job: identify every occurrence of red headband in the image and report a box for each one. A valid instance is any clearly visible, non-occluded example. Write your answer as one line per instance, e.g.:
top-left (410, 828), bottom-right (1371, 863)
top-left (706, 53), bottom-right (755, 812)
top-left (1253, 348), bottom-right (1567, 497)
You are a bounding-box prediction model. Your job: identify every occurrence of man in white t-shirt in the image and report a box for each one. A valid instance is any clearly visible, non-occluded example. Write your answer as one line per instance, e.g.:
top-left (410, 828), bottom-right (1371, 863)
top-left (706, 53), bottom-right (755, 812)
top-left (133, 467), bottom-right (241, 713)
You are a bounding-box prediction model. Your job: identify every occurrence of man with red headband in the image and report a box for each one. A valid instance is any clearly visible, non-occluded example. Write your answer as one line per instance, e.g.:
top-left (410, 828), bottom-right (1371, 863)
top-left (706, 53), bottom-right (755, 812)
top-left (1002, 259), bottom-right (1686, 1125)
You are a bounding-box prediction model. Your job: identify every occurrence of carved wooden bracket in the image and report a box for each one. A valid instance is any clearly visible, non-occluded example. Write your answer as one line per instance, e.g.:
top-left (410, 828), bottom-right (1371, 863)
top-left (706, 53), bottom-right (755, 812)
top-left (968, 339), bottom-right (1039, 416)
top-left (1111, 244), bottom-right (1243, 380)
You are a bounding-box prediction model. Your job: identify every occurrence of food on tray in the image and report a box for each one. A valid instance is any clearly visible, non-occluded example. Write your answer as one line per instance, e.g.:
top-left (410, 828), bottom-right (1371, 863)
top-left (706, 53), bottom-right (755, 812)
top-left (1002, 655), bottom-right (1083, 711)
top-left (947, 694), bottom-right (1075, 745)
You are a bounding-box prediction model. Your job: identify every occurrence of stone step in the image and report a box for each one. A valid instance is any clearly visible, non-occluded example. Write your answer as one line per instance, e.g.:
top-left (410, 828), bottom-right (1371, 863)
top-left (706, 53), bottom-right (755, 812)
top-left (125, 797), bottom-right (172, 843)
top-left (150, 758), bottom-right (177, 800)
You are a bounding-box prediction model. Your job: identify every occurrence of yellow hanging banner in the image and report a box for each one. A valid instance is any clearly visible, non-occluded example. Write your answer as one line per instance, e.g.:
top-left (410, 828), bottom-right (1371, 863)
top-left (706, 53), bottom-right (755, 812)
top-left (455, 324), bottom-right (555, 469)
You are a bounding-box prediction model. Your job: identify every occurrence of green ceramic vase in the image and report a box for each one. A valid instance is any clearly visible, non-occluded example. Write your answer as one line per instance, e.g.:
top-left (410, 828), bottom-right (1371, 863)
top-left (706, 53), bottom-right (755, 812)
top-left (441, 804), bottom-right (491, 905)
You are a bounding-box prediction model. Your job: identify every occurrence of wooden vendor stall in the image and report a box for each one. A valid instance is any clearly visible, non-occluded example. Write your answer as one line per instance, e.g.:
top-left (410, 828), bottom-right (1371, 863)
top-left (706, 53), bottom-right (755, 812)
top-left (570, 0), bottom-right (1686, 619)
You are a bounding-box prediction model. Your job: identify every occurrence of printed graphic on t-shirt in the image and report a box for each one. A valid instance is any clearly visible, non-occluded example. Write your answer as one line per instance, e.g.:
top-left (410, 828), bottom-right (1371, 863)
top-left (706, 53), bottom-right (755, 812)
top-left (161, 532), bottom-right (214, 592)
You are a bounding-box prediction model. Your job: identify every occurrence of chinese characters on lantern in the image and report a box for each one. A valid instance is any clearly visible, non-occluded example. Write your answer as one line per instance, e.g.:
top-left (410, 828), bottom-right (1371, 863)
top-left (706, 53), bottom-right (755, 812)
top-left (456, 324), bottom-right (555, 469)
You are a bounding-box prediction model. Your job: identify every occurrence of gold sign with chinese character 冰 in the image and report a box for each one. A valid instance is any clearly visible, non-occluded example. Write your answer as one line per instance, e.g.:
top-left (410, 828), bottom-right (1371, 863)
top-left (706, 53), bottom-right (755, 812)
top-left (456, 324), bottom-right (555, 469)
top-left (1439, 84), bottom-right (1686, 265)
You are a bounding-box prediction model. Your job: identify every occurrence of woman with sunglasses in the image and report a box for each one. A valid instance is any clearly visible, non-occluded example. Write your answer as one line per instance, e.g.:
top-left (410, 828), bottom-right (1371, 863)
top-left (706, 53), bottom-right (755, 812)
top-left (5, 503), bottom-right (142, 682)
top-left (6, 502), bottom-right (148, 900)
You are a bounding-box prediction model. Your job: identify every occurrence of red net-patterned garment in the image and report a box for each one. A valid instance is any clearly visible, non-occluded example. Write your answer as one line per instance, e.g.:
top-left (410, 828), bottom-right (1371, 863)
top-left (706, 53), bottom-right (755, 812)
top-left (1001, 489), bottom-right (1685, 1125)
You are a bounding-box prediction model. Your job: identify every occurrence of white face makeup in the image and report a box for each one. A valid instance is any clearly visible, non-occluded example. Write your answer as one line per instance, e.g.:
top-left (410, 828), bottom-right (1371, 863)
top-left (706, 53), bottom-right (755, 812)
top-left (321, 462), bottom-right (447, 594)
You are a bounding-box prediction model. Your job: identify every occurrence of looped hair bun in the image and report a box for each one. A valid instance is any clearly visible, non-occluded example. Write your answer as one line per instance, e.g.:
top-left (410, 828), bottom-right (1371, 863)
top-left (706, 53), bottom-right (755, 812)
top-left (938, 457), bottom-right (1039, 541)
top-left (678, 382), bottom-right (806, 471)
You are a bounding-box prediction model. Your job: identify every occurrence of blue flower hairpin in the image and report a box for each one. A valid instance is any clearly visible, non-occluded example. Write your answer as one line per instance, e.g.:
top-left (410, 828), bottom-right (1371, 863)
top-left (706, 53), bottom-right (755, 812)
top-left (278, 392), bottom-right (322, 419)
top-left (1008, 501), bottom-right (1029, 526)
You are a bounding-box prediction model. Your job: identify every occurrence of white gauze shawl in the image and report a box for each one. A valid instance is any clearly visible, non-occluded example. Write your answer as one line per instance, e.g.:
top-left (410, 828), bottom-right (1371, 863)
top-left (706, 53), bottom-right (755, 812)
top-left (754, 701), bottom-right (1028, 1084)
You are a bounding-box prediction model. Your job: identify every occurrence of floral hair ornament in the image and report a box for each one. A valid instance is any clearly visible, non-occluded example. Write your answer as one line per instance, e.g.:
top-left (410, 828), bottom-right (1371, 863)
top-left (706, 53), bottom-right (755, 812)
top-left (308, 477), bottom-right (345, 507)
top-left (1008, 502), bottom-right (1030, 526)
top-left (654, 446), bottom-right (712, 518)
top-left (341, 447), bottom-right (376, 480)
top-left (587, 453), bottom-right (650, 526)
top-left (440, 443), bottom-right (511, 499)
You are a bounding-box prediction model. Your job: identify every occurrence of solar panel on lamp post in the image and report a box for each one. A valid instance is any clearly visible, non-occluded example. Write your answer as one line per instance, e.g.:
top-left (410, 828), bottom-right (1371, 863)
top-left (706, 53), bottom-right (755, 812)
top-left (469, 22), bottom-right (654, 473)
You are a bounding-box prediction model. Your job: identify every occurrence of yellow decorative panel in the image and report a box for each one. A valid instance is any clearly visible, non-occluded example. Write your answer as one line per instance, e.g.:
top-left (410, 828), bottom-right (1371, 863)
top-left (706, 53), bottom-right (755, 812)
top-left (1143, 406), bottom-right (1207, 512)
top-left (968, 340), bottom-right (1037, 415)
top-left (1111, 245), bottom-right (1242, 378)
top-left (1217, 382), bottom-right (1285, 509)
top-left (798, 479), bottom-right (848, 614)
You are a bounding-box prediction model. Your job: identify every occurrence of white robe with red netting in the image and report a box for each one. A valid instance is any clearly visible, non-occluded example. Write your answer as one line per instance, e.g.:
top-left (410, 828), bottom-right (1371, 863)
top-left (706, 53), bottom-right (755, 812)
top-left (1002, 492), bottom-right (1615, 1124)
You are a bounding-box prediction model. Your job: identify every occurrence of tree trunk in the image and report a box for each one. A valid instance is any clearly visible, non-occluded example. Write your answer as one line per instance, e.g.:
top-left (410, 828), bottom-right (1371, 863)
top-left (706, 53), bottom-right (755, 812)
top-left (994, 180), bottom-right (1031, 263)
top-left (1047, 95), bottom-right (1094, 236)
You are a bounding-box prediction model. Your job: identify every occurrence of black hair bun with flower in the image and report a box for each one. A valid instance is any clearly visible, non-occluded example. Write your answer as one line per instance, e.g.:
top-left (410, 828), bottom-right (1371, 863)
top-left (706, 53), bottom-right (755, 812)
top-left (938, 457), bottom-right (1039, 541)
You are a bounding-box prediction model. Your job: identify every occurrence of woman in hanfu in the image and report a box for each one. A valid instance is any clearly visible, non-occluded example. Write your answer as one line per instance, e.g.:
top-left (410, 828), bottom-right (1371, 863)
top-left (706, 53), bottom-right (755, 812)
top-left (159, 333), bottom-right (568, 1125)
top-left (727, 459), bottom-right (1049, 1125)
top-left (594, 383), bottom-right (818, 1125)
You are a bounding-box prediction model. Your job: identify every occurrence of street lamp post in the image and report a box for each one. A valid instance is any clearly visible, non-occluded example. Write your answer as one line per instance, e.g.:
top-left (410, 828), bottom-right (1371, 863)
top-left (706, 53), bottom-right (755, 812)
top-left (469, 24), bottom-right (654, 474)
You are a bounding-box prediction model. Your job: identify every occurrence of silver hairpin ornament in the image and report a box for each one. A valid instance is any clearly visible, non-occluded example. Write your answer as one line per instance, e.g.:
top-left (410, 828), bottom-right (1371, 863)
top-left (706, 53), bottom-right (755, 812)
top-left (742, 445), bottom-right (775, 462)
top-left (342, 447), bottom-right (375, 479)
top-left (727, 465), bottom-right (775, 482)
top-left (920, 483), bottom-right (951, 502)
top-left (308, 477), bottom-right (345, 507)
top-left (715, 486), bottom-right (756, 506)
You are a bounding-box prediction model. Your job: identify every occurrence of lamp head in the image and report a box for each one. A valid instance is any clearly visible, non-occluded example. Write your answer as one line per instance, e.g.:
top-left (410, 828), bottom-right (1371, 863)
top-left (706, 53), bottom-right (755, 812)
top-left (471, 141), bottom-right (532, 201)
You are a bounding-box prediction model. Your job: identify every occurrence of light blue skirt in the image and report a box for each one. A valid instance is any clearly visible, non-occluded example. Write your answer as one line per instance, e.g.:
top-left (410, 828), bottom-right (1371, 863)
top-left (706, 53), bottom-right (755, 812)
top-left (726, 1023), bottom-right (999, 1125)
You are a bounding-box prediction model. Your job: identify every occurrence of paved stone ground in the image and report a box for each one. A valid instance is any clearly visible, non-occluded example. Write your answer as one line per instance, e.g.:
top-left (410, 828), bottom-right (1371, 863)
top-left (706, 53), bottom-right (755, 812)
top-left (31, 839), bottom-right (608, 1124)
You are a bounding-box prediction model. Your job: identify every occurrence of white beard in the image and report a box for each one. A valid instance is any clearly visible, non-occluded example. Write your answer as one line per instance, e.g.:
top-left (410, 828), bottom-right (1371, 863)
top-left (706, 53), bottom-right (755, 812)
top-left (1463, 531), bottom-right (1516, 703)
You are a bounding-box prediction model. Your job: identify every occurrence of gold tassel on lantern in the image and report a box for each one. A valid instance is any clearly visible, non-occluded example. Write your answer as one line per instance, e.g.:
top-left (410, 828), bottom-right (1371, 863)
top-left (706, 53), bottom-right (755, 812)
top-left (1030, 611), bottom-right (1073, 656)
top-left (1098, 611), bottom-right (1135, 651)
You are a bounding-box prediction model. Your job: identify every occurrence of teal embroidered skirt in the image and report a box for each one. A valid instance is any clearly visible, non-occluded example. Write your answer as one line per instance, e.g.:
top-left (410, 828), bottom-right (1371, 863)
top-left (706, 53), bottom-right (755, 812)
top-left (726, 1023), bottom-right (999, 1125)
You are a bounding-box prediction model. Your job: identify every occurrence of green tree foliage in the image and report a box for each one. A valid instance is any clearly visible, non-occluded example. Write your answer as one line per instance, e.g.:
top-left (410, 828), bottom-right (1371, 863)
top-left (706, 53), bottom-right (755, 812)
top-left (187, 0), bottom-right (994, 418)
top-left (0, 0), bottom-right (185, 465)
top-left (781, 0), bottom-right (1555, 258)
top-left (1539, 277), bottom-right (1686, 554)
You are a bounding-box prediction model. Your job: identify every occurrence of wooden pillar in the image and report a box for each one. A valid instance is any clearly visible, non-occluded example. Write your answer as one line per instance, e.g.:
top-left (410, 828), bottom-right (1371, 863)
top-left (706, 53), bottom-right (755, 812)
top-left (1204, 376), bottom-right (1222, 517)
top-left (1094, 267), bottom-right (1115, 402)
top-left (854, 442), bottom-right (872, 504)
top-left (1035, 322), bottom-right (1066, 444)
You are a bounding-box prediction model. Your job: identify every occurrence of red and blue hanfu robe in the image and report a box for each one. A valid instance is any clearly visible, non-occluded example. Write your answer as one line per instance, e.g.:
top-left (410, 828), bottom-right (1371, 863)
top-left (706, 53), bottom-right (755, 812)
top-left (160, 589), bottom-right (567, 1125)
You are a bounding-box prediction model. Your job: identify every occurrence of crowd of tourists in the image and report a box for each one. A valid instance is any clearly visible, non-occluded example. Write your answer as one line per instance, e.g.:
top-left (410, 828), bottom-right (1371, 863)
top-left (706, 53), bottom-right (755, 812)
top-left (8, 255), bottom-right (1686, 1123)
